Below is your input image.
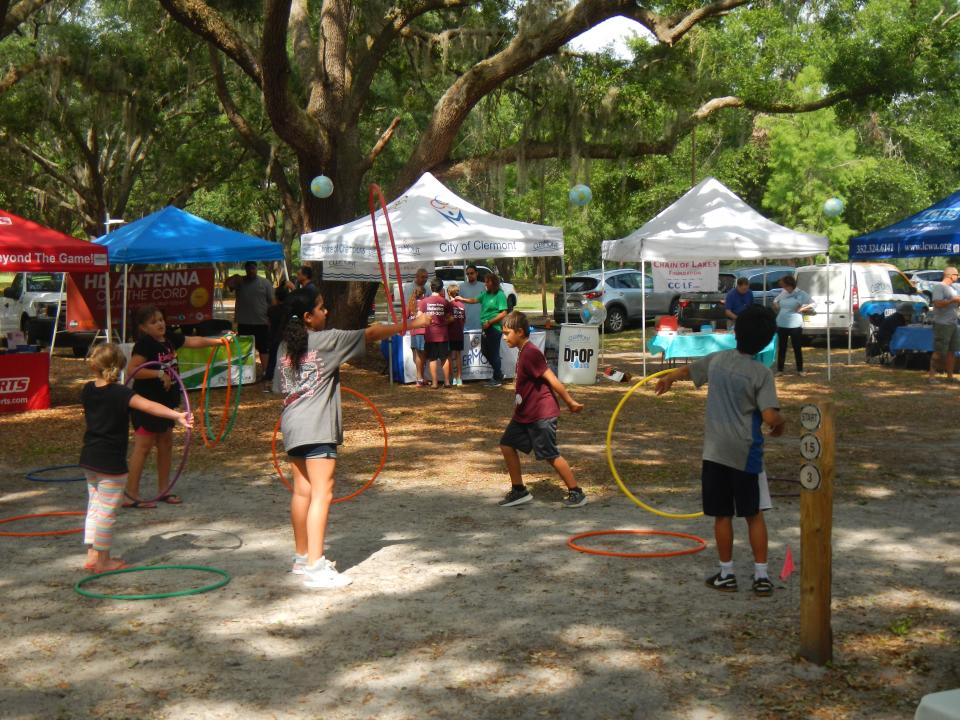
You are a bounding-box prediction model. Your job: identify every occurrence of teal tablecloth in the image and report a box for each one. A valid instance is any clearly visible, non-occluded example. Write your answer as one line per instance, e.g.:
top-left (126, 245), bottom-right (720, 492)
top-left (647, 331), bottom-right (777, 368)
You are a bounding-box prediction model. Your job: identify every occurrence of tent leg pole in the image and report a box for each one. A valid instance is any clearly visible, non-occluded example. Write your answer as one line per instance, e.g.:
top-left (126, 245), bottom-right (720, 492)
top-left (826, 260), bottom-right (832, 382)
top-left (122, 265), bottom-right (128, 342)
top-left (105, 269), bottom-right (113, 342)
top-left (641, 259), bottom-right (647, 379)
top-left (847, 264), bottom-right (853, 365)
top-left (49, 273), bottom-right (66, 359)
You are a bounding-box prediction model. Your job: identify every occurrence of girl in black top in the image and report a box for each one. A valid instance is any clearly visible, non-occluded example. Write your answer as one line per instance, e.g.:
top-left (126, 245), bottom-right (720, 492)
top-left (81, 343), bottom-right (192, 573)
top-left (124, 305), bottom-right (226, 507)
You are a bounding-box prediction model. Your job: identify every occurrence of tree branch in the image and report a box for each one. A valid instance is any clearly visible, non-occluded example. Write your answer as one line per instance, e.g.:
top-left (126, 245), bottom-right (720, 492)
top-left (345, 0), bottom-right (473, 124)
top-left (209, 45), bottom-right (304, 231)
top-left (262, 0), bottom-right (324, 158)
top-left (0, 56), bottom-right (67, 94)
top-left (157, 0), bottom-right (262, 87)
top-left (1, 0), bottom-right (51, 39)
top-left (361, 116), bottom-right (401, 173)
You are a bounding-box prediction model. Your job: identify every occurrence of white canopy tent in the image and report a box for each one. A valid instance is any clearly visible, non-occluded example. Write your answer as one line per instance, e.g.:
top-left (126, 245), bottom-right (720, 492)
top-left (301, 172), bottom-right (563, 267)
top-left (601, 177), bottom-right (830, 376)
top-left (300, 172), bottom-right (565, 382)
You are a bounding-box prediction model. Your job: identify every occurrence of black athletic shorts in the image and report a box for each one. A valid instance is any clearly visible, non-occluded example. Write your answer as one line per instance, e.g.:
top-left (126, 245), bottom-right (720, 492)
top-left (238, 324), bottom-right (269, 354)
top-left (425, 341), bottom-right (450, 361)
top-left (500, 417), bottom-right (560, 461)
top-left (701, 459), bottom-right (760, 517)
top-left (449, 339), bottom-right (464, 352)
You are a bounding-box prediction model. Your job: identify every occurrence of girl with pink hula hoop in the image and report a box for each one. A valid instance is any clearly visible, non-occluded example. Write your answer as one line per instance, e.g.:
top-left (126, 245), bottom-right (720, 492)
top-left (80, 344), bottom-right (193, 573)
top-left (125, 305), bottom-right (226, 508)
top-left (274, 291), bottom-right (428, 589)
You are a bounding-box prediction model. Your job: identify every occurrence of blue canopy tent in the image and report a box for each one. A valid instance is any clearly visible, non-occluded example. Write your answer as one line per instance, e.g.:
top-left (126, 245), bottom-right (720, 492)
top-left (844, 191), bottom-right (960, 361)
top-left (850, 189), bottom-right (960, 260)
top-left (93, 206), bottom-right (286, 337)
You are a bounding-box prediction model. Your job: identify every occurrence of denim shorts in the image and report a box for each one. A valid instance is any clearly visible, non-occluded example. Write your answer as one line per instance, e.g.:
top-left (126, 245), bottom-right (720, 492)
top-left (411, 334), bottom-right (426, 351)
top-left (287, 443), bottom-right (338, 459)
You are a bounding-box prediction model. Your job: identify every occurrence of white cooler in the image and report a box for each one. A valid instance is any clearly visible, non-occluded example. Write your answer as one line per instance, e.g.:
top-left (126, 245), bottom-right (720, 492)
top-left (557, 323), bottom-right (599, 385)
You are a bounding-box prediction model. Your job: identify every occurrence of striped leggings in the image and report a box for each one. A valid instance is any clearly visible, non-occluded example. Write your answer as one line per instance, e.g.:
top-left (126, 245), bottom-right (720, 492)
top-left (83, 471), bottom-right (127, 552)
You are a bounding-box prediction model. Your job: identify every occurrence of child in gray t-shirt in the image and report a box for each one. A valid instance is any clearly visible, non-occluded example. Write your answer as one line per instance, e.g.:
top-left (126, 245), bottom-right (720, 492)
top-left (273, 290), bottom-right (429, 590)
top-left (655, 305), bottom-right (786, 597)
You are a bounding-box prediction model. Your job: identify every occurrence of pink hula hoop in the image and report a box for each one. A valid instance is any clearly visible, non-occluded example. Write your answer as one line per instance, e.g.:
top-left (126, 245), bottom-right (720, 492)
top-left (125, 360), bottom-right (193, 504)
top-left (369, 183), bottom-right (407, 333)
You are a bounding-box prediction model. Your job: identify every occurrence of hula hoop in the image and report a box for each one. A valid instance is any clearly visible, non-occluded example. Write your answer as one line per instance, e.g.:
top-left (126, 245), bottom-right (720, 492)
top-left (606, 369), bottom-right (704, 519)
top-left (24, 465), bottom-right (86, 483)
top-left (125, 361), bottom-right (192, 504)
top-left (74, 564), bottom-right (231, 600)
top-left (271, 386), bottom-right (388, 504)
top-left (567, 529), bottom-right (707, 558)
top-left (0, 511), bottom-right (84, 537)
top-left (369, 184), bottom-right (407, 333)
top-left (200, 336), bottom-right (242, 447)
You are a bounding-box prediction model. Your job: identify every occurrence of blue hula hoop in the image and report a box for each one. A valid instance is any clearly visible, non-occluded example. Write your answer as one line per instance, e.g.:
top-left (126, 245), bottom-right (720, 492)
top-left (25, 465), bottom-right (86, 483)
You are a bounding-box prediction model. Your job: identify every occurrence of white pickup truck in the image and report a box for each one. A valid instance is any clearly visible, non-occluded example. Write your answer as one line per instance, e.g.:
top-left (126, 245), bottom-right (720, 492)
top-left (0, 272), bottom-right (64, 344)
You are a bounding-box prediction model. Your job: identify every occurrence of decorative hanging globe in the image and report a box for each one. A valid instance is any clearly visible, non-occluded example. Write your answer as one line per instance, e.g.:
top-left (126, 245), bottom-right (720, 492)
top-left (823, 197), bottom-right (845, 218)
top-left (569, 184), bottom-right (593, 207)
top-left (580, 298), bottom-right (606, 325)
top-left (310, 175), bottom-right (334, 199)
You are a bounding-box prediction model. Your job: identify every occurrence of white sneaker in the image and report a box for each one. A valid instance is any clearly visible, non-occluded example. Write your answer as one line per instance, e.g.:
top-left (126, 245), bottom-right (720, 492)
top-left (303, 557), bottom-right (353, 589)
top-left (291, 553), bottom-right (307, 575)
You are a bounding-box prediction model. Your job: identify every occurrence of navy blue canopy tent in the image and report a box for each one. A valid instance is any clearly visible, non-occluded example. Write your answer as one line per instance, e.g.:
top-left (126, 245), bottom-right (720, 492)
top-left (94, 206), bottom-right (285, 263)
top-left (850, 190), bottom-right (960, 260)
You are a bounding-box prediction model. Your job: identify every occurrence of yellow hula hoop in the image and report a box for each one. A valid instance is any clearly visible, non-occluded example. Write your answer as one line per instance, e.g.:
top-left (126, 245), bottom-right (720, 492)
top-left (605, 368), bottom-right (704, 519)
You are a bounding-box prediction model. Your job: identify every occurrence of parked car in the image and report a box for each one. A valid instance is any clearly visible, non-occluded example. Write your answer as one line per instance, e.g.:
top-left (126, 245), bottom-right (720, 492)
top-left (677, 266), bottom-right (796, 330)
top-left (905, 269), bottom-right (942, 300)
top-left (795, 262), bottom-right (927, 340)
top-left (552, 268), bottom-right (679, 333)
top-left (434, 265), bottom-right (517, 310)
top-left (0, 272), bottom-right (64, 344)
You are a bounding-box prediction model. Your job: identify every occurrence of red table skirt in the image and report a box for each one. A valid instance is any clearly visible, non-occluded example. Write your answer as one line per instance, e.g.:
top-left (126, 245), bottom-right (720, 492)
top-left (0, 352), bottom-right (50, 414)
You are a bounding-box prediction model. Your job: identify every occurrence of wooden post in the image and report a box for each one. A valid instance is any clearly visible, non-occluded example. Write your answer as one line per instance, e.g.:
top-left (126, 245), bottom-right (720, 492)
top-left (798, 400), bottom-right (835, 665)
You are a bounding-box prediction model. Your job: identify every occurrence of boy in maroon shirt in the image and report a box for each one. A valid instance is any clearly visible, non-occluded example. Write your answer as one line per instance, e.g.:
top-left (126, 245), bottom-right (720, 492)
top-left (418, 277), bottom-right (453, 389)
top-left (498, 311), bottom-right (586, 508)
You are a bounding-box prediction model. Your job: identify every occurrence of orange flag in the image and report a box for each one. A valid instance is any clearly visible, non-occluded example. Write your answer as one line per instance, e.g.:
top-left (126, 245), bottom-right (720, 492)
top-left (779, 544), bottom-right (795, 581)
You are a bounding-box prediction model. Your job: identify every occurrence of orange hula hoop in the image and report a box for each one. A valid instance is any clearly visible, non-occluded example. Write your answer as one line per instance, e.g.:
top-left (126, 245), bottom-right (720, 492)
top-left (271, 386), bottom-right (388, 504)
top-left (369, 183), bottom-right (407, 333)
top-left (0, 511), bottom-right (84, 537)
top-left (567, 529), bottom-right (707, 559)
top-left (199, 338), bottom-right (232, 448)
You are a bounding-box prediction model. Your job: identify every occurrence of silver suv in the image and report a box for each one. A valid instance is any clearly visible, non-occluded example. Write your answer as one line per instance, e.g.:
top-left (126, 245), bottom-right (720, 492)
top-left (552, 268), bottom-right (678, 333)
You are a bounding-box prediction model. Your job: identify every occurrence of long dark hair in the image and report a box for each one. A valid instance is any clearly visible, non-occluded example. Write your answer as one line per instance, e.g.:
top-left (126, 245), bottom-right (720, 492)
top-left (282, 290), bottom-right (318, 370)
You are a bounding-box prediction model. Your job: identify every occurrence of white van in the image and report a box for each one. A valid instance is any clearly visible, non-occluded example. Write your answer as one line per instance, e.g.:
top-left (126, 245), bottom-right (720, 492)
top-left (794, 263), bottom-right (927, 340)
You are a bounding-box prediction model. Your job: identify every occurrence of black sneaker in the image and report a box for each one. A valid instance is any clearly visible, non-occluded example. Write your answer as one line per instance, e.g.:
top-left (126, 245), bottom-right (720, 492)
top-left (752, 576), bottom-right (774, 597)
top-left (705, 572), bottom-right (738, 592)
top-left (562, 488), bottom-right (587, 508)
top-left (498, 487), bottom-right (532, 507)
top-left (485, 379), bottom-right (503, 388)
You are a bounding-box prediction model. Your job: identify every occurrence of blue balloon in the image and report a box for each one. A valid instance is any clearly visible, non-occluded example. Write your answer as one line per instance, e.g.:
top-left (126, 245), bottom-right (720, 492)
top-left (823, 197), bottom-right (845, 218)
top-left (569, 184), bottom-right (593, 207)
top-left (310, 175), bottom-right (334, 199)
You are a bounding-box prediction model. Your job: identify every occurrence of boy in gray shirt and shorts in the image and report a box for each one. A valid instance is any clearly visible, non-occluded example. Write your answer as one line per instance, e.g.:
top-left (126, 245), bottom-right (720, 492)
top-left (655, 305), bottom-right (786, 596)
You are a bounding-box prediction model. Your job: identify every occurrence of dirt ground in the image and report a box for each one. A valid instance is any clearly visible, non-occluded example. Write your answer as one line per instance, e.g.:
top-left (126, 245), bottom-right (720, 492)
top-left (0, 328), bottom-right (957, 720)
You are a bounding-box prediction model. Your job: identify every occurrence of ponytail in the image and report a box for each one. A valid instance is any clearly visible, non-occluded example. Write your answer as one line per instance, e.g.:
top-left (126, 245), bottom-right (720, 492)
top-left (282, 290), bottom-right (315, 369)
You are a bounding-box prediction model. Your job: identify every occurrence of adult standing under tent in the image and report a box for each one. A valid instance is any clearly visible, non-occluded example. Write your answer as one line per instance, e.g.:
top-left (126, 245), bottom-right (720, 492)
top-left (602, 177), bottom-right (829, 377)
top-left (299, 172), bottom-right (564, 383)
top-left (225, 261), bottom-right (274, 376)
top-left (460, 264), bottom-right (485, 331)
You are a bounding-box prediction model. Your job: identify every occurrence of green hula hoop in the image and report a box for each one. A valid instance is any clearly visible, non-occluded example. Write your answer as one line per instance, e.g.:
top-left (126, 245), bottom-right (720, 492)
top-left (202, 335), bottom-right (243, 444)
top-left (74, 564), bottom-right (231, 600)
